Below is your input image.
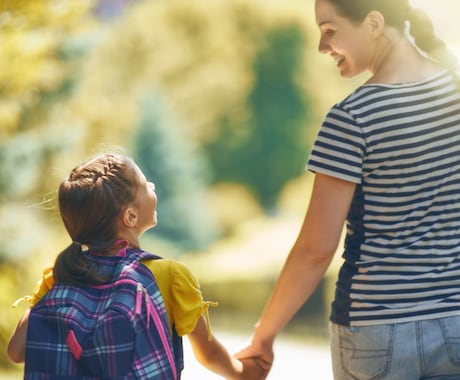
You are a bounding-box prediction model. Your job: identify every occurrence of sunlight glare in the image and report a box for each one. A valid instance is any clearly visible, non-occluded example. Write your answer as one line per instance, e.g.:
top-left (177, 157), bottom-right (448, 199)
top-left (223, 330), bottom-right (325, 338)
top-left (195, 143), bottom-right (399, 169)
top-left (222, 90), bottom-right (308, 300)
top-left (410, 0), bottom-right (460, 61)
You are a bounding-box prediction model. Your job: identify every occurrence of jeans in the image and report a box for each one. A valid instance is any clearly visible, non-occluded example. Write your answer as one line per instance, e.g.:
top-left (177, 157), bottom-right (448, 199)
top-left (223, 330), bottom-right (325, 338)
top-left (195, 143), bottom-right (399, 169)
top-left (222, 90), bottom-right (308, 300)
top-left (330, 316), bottom-right (460, 380)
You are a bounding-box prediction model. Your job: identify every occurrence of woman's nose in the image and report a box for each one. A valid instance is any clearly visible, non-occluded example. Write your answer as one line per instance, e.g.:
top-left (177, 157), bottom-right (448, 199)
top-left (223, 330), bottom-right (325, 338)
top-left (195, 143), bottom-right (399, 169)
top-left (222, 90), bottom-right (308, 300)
top-left (318, 38), bottom-right (329, 54)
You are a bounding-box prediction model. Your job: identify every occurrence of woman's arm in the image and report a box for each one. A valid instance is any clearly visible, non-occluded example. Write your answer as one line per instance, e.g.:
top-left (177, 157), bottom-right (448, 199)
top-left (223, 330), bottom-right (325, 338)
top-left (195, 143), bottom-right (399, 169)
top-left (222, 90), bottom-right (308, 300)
top-left (187, 315), bottom-right (266, 380)
top-left (237, 173), bottom-right (356, 370)
top-left (7, 307), bottom-right (30, 363)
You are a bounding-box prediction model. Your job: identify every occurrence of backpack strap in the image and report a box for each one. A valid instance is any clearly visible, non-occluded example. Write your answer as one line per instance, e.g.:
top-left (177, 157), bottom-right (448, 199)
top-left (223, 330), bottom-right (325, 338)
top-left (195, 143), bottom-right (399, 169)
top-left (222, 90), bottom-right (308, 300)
top-left (115, 249), bottom-right (177, 379)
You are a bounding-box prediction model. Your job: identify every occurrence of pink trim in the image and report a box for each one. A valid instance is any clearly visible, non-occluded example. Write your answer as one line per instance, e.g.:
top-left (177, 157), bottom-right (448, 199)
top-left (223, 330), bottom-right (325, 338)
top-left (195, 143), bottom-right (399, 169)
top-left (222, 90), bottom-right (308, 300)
top-left (88, 240), bottom-right (129, 257)
top-left (115, 240), bottom-right (129, 257)
top-left (92, 278), bottom-right (137, 290)
top-left (148, 299), bottom-right (177, 380)
top-left (66, 330), bottom-right (82, 360)
top-left (135, 283), bottom-right (142, 315)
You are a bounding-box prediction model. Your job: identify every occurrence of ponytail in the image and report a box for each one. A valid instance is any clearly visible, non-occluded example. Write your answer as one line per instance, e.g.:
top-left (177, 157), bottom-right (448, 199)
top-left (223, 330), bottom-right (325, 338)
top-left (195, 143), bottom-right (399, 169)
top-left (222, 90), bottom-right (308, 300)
top-left (53, 242), bottom-right (110, 286)
top-left (408, 8), bottom-right (458, 70)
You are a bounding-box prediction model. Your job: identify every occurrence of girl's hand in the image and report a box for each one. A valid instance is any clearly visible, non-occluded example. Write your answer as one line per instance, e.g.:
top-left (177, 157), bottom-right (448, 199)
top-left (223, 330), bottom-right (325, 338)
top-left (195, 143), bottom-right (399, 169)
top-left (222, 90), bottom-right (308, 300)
top-left (233, 341), bottom-right (274, 380)
top-left (235, 341), bottom-right (274, 371)
top-left (240, 357), bottom-right (271, 380)
top-left (227, 357), bottom-right (270, 380)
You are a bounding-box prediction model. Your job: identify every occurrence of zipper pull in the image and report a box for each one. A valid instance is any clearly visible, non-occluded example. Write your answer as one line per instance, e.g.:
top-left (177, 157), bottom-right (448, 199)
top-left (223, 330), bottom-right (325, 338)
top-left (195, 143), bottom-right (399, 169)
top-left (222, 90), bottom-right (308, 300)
top-left (135, 283), bottom-right (143, 315)
top-left (144, 288), bottom-right (155, 328)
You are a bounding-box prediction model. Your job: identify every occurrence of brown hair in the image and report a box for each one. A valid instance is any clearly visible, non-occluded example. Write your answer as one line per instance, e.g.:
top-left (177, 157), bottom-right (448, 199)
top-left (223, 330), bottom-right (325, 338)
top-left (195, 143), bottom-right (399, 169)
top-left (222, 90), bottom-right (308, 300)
top-left (326, 0), bottom-right (457, 69)
top-left (53, 153), bottom-right (139, 285)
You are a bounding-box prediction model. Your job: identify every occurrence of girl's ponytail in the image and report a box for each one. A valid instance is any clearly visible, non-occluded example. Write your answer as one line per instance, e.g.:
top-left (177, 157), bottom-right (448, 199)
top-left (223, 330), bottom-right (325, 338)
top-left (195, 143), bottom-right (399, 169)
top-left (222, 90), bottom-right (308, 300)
top-left (53, 242), bottom-right (108, 286)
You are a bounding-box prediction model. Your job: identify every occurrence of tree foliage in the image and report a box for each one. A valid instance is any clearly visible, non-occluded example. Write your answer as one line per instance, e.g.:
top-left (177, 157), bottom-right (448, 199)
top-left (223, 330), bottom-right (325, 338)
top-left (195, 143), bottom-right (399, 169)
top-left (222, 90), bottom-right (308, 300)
top-left (206, 23), bottom-right (310, 210)
top-left (68, 0), bottom-right (313, 212)
top-left (0, 0), bottom-right (346, 370)
top-left (0, 0), bottom-right (321, 261)
top-left (133, 93), bottom-right (215, 250)
top-left (0, 0), bottom-right (96, 202)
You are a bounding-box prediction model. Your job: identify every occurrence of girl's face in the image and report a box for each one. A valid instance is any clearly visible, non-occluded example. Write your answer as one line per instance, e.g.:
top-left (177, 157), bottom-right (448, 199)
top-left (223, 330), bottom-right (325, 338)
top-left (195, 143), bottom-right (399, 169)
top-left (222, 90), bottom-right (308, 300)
top-left (315, 0), bottom-right (374, 78)
top-left (132, 164), bottom-right (158, 233)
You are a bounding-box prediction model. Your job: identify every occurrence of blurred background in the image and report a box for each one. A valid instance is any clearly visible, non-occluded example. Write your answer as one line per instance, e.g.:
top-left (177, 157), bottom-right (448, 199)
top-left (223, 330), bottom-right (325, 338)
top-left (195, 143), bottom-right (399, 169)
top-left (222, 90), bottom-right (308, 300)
top-left (0, 0), bottom-right (458, 378)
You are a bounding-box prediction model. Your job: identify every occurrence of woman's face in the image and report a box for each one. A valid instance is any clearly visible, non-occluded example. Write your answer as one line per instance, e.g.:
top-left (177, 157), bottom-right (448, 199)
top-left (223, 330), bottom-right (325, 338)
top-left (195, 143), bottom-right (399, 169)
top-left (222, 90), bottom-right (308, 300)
top-left (315, 0), bottom-right (374, 78)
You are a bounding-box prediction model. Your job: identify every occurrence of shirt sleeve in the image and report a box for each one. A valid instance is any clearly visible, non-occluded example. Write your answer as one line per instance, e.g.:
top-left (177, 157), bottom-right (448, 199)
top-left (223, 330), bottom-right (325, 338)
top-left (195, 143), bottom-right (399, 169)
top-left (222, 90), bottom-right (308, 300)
top-left (13, 262), bottom-right (55, 308)
top-left (307, 104), bottom-right (365, 184)
top-left (169, 260), bottom-right (218, 339)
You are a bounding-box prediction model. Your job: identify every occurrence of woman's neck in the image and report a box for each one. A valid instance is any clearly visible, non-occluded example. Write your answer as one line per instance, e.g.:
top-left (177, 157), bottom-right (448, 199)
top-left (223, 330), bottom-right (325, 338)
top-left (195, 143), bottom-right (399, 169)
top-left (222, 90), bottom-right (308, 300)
top-left (367, 31), bottom-right (442, 85)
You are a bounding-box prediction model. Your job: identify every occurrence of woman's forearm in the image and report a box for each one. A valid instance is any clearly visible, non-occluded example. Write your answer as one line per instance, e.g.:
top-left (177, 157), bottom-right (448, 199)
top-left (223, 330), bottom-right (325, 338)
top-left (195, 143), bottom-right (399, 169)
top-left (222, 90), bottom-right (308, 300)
top-left (253, 241), bottom-right (335, 347)
top-left (253, 174), bottom-right (355, 347)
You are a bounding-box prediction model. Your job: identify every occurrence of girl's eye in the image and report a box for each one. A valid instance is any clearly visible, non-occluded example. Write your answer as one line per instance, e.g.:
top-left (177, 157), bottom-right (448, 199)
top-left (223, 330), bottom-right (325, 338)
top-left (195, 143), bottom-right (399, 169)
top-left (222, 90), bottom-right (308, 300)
top-left (324, 29), bottom-right (335, 37)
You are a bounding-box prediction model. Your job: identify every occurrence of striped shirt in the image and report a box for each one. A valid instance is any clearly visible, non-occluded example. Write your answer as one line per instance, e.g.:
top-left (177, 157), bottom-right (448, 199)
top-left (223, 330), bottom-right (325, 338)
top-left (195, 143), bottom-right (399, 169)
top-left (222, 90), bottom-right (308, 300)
top-left (308, 70), bottom-right (460, 326)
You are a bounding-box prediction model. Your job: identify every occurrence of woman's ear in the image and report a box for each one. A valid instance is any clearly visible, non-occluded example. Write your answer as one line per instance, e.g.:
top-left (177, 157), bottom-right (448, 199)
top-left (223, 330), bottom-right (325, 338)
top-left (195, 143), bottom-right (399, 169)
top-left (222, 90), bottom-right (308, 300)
top-left (121, 207), bottom-right (138, 227)
top-left (366, 10), bottom-right (385, 38)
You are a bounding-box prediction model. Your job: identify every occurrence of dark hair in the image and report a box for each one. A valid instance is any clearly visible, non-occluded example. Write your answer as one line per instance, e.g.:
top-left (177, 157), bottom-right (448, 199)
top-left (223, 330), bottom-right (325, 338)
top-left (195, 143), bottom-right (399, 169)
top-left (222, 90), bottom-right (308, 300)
top-left (53, 153), bottom-right (139, 285)
top-left (327, 0), bottom-right (457, 69)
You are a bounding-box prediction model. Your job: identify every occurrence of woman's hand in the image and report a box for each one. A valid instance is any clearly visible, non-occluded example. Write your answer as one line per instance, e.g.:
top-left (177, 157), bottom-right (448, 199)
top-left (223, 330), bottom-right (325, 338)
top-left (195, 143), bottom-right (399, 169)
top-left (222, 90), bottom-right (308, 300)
top-left (234, 340), bottom-right (274, 379)
top-left (235, 357), bottom-right (271, 380)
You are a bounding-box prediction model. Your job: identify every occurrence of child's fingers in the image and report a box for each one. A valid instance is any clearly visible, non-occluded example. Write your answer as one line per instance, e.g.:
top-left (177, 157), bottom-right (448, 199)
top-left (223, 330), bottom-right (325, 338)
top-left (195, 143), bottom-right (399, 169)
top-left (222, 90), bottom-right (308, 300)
top-left (254, 357), bottom-right (272, 371)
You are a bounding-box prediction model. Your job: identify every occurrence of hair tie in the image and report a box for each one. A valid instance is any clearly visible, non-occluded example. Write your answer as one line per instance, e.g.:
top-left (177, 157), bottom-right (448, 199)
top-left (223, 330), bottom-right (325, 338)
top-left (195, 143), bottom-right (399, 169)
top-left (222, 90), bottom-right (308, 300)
top-left (72, 241), bottom-right (83, 248)
top-left (404, 20), bottom-right (428, 59)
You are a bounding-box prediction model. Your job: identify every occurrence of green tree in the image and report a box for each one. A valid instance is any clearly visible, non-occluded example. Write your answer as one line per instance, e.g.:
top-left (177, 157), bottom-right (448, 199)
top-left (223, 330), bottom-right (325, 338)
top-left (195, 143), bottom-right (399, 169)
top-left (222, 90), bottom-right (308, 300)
top-left (133, 93), bottom-right (216, 250)
top-left (0, 1), bottom-right (100, 369)
top-left (0, 0), bottom-right (97, 202)
top-left (246, 24), bottom-right (310, 210)
top-left (206, 24), bottom-right (310, 210)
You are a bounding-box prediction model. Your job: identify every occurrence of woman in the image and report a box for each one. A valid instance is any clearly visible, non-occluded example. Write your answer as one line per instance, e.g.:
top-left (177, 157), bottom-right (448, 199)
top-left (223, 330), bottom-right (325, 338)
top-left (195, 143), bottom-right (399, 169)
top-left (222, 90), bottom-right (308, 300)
top-left (237, 1), bottom-right (460, 379)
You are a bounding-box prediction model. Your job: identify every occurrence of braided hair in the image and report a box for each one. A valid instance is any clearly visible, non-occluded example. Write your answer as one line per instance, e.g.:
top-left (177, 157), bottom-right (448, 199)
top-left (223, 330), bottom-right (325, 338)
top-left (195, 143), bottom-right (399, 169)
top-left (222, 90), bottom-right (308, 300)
top-left (54, 153), bottom-right (139, 285)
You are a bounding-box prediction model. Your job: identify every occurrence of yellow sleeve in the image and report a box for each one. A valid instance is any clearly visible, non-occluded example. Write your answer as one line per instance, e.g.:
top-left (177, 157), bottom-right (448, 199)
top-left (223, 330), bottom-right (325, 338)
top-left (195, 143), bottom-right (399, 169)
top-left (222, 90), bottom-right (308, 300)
top-left (13, 263), bottom-right (55, 308)
top-left (168, 260), bottom-right (218, 339)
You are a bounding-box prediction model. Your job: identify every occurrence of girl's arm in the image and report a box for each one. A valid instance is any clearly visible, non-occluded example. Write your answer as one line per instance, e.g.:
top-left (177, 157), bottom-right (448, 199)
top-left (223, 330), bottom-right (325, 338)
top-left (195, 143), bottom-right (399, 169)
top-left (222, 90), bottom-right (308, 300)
top-left (237, 173), bottom-right (356, 370)
top-left (187, 315), bottom-right (265, 380)
top-left (7, 264), bottom-right (54, 364)
top-left (7, 307), bottom-right (30, 363)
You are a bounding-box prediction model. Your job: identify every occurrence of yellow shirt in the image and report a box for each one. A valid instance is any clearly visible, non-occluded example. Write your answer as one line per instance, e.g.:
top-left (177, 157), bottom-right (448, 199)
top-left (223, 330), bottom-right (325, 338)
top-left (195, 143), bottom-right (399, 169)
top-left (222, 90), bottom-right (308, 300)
top-left (18, 258), bottom-right (217, 339)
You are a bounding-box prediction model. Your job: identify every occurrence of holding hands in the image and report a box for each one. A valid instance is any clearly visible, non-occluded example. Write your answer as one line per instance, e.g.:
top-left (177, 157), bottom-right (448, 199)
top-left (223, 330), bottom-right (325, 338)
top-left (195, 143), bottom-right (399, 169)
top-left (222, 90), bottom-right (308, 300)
top-left (232, 339), bottom-right (274, 380)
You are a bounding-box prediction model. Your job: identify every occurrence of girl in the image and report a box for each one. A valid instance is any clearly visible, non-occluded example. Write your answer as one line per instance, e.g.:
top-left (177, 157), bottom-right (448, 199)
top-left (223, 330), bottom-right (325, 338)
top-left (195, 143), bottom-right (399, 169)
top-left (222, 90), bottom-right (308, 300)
top-left (8, 153), bottom-right (263, 379)
top-left (237, 1), bottom-right (460, 379)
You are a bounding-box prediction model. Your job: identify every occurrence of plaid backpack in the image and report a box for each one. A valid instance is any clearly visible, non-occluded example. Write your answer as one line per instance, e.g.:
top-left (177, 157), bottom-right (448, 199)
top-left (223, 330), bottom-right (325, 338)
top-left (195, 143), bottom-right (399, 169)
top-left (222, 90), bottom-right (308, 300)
top-left (25, 248), bottom-right (177, 380)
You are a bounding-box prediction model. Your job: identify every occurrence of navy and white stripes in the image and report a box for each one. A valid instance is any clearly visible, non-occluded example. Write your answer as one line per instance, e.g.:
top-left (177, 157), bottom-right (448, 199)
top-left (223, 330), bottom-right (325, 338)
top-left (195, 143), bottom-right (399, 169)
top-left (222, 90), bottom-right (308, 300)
top-left (308, 70), bottom-right (460, 326)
